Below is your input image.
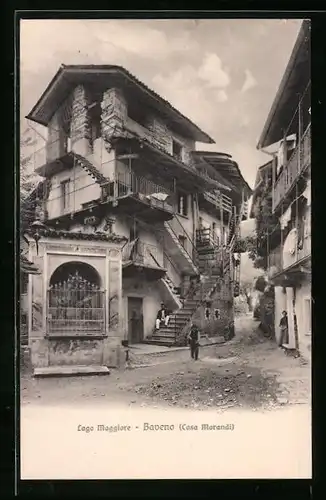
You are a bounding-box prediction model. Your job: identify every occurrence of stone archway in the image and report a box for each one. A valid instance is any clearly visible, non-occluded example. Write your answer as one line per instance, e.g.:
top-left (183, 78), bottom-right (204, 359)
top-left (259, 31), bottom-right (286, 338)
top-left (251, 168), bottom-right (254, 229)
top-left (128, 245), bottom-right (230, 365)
top-left (47, 261), bottom-right (105, 335)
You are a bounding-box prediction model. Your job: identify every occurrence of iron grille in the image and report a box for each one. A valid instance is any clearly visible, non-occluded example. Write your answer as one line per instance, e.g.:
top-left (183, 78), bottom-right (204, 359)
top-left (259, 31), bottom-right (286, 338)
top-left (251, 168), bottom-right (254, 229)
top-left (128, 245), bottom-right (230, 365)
top-left (47, 271), bottom-right (105, 336)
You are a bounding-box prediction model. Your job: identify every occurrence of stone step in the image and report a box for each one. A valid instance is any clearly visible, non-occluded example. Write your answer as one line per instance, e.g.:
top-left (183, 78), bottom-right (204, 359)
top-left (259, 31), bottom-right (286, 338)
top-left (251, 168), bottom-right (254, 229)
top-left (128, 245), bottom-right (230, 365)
top-left (34, 365), bottom-right (110, 377)
top-left (142, 340), bottom-right (175, 347)
top-left (151, 331), bottom-right (176, 338)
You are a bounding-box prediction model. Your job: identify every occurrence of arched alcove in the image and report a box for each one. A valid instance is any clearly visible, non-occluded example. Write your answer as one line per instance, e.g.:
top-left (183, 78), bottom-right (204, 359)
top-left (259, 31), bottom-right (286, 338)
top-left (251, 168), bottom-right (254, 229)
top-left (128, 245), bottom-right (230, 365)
top-left (48, 261), bottom-right (104, 335)
top-left (49, 261), bottom-right (102, 288)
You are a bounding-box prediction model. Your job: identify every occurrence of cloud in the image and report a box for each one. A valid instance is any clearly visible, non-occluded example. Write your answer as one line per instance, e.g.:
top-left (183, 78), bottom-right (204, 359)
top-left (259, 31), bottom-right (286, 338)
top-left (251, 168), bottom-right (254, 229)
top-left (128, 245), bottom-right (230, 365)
top-left (216, 90), bottom-right (228, 103)
top-left (241, 69), bottom-right (257, 93)
top-left (199, 53), bottom-right (230, 89)
top-left (89, 21), bottom-right (199, 60)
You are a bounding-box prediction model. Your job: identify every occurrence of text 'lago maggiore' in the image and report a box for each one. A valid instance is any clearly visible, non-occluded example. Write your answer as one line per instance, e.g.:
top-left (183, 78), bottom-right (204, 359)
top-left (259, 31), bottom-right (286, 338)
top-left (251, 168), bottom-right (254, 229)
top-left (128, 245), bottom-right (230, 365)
top-left (77, 423), bottom-right (235, 433)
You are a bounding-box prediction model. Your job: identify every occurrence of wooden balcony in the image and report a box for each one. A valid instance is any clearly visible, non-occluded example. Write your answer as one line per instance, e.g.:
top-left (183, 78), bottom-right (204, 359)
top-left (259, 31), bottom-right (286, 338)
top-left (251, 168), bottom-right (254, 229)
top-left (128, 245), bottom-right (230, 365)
top-left (122, 240), bottom-right (167, 280)
top-left (31, 136), bottom-right (79, 177)
top-left (273, 123), bottom-right (311, 212)
top-left (105, 171), bottom-right (175, 223)
top-left (268, 229), bottom-right (311, 286)
top-left (121, 119), bottom-right (220, 192)
top-left (200, 191), bottom-right (233, 214)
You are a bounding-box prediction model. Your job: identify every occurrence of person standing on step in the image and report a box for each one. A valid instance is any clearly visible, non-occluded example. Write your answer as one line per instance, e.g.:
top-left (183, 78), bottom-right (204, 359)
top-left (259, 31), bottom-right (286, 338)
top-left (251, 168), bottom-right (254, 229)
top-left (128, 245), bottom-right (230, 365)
top-left (156, 303), bottom-right (170, 330)
top-left (279, 310), bottom-right (289, 347)
top-left (188, 322), bottom-right (200, 360)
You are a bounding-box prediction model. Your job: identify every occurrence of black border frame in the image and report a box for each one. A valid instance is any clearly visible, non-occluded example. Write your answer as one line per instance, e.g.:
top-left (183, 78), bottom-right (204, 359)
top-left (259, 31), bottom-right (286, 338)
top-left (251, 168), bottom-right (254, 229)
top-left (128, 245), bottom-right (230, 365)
top-left (2, 5), bottom-right (324, 498)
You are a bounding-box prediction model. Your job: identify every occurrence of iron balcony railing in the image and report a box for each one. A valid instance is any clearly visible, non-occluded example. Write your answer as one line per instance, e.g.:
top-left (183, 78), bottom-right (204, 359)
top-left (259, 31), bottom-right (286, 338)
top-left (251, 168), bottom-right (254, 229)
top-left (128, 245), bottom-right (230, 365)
top-left (112, 169), bottom-right (175, 213)
top-left (273, 123), bottom-right (311, 212)
top-left (122, 240), bottom-right (164, 268)
top-left (202, 191), bottom-right (233, 213)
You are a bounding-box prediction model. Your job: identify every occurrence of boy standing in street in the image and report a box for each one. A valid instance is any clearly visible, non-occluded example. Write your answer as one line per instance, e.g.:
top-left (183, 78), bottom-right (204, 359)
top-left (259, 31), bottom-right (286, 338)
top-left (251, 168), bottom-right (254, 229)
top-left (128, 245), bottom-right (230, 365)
top-left (188, 323), bottom-right (200, 361)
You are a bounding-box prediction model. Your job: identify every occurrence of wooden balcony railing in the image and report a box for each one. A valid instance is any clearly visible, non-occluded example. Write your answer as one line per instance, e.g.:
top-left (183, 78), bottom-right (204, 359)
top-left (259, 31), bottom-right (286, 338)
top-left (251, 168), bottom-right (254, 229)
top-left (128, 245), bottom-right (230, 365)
top-left (196, 227), bottom-right (220, 248)
top-left (273, 123), bottom-right (311, 212)
top-left (202, 191), bottom-right (233, 213)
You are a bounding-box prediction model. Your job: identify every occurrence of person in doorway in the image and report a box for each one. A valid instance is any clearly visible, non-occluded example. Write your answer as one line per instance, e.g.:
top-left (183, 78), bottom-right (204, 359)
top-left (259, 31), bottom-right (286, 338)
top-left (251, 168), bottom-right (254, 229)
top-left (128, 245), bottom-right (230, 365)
top-left (188, 322), bottom-right (200, 360)
top-left (279, 310), bottom-right (289, 347)
top-left (155, 303), bottom-right (170, 330)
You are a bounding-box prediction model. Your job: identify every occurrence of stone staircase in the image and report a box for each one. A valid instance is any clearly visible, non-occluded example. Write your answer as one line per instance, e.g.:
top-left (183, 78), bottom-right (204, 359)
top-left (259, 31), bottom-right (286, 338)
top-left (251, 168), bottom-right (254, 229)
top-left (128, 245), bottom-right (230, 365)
top-left (143, 205), bottom-right (243, 347)
top-left (144, 273), bottom-right (223, 347)
top-left (158, 275), bottom-right (183, 311)
top-left (163, 275), bottom-right (182, 301)
top-left (144, 298), bottom-right (200, 346)
top-left (73, 152), bottom-right (108, 185)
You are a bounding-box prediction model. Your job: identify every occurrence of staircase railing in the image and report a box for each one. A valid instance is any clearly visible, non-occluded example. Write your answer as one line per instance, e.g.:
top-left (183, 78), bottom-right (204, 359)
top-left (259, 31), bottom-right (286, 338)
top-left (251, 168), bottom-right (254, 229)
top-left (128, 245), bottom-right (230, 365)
top-left (163, 251), bottom-right (182, 291)
top-left (196, 227), bottom-right (220, 248)
top-left (165, 216), bottom-right (199, 270)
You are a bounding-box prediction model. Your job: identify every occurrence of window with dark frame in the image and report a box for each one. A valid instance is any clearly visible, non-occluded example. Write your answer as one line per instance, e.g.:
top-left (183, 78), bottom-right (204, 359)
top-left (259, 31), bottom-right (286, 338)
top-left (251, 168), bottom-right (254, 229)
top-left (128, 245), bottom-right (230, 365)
top-left (172, 139), bottom-right (183, 161)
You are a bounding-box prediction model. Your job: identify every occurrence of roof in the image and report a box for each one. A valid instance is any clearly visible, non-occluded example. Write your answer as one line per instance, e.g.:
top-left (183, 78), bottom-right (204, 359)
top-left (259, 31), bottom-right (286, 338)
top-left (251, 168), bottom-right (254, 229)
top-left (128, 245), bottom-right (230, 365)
top-left (257, 20), bottom-right (311, 149)
top-left (192, 151), bottom-right (253, 198)
top-left (20, 255), bottom-right (41, 274)
top-left (24, 227), bottom-right (127, 243)
top-left (26, 64), bottom-right (215, 144)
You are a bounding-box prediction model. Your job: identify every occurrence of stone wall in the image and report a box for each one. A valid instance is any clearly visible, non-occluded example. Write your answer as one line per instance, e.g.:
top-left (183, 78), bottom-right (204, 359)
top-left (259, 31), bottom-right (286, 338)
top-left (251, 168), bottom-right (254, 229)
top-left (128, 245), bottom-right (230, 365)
top-left (101, 88), bottom-right (128, 150)
top-left (70, 85), bottom-right (92, 157)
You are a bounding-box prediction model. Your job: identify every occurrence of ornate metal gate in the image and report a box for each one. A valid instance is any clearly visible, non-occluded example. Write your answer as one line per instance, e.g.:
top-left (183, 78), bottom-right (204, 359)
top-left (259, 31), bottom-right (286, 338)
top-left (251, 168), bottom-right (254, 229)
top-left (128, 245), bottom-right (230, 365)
top-left (47, 271), bottom-right (105, 335)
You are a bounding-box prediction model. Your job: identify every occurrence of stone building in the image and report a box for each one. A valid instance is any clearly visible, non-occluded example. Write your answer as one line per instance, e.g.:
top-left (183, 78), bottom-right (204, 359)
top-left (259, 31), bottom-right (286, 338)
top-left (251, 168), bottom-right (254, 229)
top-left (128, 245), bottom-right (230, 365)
top-left (23, 64), bottom-right (251, 374)
top-left (253, 20), bottom-right (311, 360)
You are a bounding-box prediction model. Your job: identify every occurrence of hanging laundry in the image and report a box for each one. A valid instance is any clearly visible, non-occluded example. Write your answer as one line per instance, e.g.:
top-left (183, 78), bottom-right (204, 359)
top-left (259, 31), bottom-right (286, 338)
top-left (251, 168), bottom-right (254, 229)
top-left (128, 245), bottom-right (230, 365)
top-left (280, 205), bottom-right (291, 229)
top-left (302, 179), bottom-right (311, 206)
top-left (147, 192), bottom-right (170, 202)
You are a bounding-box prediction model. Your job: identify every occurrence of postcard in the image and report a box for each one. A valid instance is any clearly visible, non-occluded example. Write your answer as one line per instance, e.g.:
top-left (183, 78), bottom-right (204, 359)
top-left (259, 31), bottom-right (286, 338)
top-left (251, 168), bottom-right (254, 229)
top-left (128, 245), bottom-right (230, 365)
top-left (19, 17), bottom-right (311, 480)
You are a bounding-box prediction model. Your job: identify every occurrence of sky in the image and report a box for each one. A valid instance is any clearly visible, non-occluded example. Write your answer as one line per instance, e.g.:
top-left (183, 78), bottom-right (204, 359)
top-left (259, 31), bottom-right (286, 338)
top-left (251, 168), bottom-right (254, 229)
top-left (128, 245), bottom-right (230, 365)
top-left (20, 18), bottom-right (302, 189)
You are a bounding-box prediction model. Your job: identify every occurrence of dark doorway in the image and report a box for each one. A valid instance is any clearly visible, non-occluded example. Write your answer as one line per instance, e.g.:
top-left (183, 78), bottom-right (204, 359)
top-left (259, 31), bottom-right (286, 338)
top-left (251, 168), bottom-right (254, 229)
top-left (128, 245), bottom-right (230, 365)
top-left (128, 297), bottom-right (144, 344)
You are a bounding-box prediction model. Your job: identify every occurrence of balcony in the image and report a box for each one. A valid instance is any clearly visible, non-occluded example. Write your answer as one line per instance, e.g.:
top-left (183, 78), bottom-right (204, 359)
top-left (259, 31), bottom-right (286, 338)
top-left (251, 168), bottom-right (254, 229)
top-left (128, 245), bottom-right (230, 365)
top-left (122, 240), bottom-right (167, 280)
top-left (105, 170), bottom-right (175, 223)
top-left (200, 191), bottom-right (233, 215)
top-left (268, 228), bottom-right (311, 286)
top-left (31, 137), bottom-right (77, 177)
top-left (125, 117), bottom-right (173, 156)
top-left (273, 123), bottom-right (311, 212)
top-left (122, 118), bottom-right (220, 192)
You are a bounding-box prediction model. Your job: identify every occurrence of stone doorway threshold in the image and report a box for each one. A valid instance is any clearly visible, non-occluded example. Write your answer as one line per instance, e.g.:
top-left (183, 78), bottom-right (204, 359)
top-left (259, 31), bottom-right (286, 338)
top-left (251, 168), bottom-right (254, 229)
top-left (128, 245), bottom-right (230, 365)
top-left (33, 365), bottom-right (110, 377)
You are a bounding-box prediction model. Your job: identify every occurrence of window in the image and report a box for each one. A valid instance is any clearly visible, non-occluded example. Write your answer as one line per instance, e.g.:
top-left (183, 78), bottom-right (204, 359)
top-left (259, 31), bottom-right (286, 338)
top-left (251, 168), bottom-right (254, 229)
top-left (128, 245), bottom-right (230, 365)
top-left (61, 180), bottom-right (71, 212)
top-left (172, 140), bottom-right (183, 161)
top-left (177, 192), bottom-right (188, 216)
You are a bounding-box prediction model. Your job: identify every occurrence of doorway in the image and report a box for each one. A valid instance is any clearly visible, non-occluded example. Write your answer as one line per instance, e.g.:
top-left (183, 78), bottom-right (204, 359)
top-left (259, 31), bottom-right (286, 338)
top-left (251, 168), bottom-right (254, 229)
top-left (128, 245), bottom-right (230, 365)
top-left (128, 297), bottom-right (144, 344)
